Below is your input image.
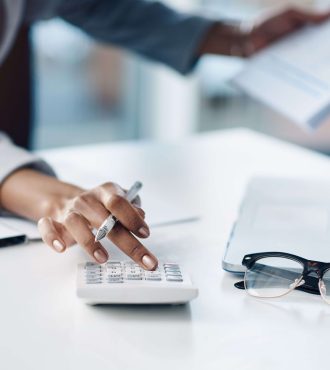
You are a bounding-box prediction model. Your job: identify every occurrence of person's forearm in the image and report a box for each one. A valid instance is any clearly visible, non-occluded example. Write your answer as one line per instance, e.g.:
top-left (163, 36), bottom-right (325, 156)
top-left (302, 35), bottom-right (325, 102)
top-left (58, 0), bottom-right (212, 74)
top-left (0, 169), bottom-right (83, 221)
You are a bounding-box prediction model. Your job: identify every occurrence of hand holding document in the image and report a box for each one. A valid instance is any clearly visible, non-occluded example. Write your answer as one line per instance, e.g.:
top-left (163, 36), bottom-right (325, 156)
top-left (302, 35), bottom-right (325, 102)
top-left (233, 19), bottom-right (330, 130)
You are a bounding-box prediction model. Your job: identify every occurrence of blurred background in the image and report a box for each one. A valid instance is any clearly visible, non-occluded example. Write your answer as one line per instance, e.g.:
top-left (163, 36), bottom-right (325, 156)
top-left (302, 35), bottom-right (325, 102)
top-left (31, 0), bottom-right (330, 153)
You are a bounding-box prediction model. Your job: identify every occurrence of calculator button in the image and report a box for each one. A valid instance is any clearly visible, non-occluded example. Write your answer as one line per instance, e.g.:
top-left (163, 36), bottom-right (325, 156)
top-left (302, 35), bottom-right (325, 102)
top-left (106, 263), bottom-right (122, 268)
top-left (85, 262), bottom-right (99, 267)
top-left (85, 268), bottom-right (102, 273)
top-left (106, 270), bottom-right (122, 274)
top-left (125, 276), bottom-right (143, 280)
top-left (107, 264), bottom-right (122, 268)
top-left (164, 264), bottom-right (180, 268)
top-left (107, 270), bottom-right (122, 275)
top-left (166, 272), bottom-right (182, 277)
top-left (106, 271), bottom-right (122, 276)
top-left (146, 276), bottom-right (162, 281)
top-left (106, 268), bottom-right (121, 273)
top-left (85, 274), bottom-right (102, 278)
top-left (86, 274), bottom-right (102, 279)
top-left (85, 269), bottom-right (102, 273)
top-left (85, 264), bottom-right (101, 270)
top-left (107, 274), bottom-right (122, 279)
top-left (125, 272), bottom-right (142, 278)
top-left (86, 278), bottom-right (103, 282)
top-left (124, 272), bottom-right (142, 276)
top-left (165, 266), bottom-right (181, 271)
top-left (85, 269), bottom-right (102, 274)
top-left (85, 266), bottom-right (102, 271)
top-left (125, 266), bottom-right (141, 271)
top-left (166, 276), bottom-right (183, 281)
top-left (124, 262), bottom-right (139, 268)
top-left (166, 276), bottom-right (183, 282)
top-left (86, 279), bottom-right (103, 284)
top-left (165, 271), bottom-right (181, 276)
top-left (166, 273), bottom-right (182, 278)
top-left (166, 269), bottom-right (182, 274)
top-left (164, 267), bottom-right (181, 272)
top-left (107, 278), bottom-right (124, 284)
top-left (145, 271), bottom-right (161, 277)
top-left (85, 271), bottom-right (102, 275)
top-left (107, 266), bottom-right (122, 270)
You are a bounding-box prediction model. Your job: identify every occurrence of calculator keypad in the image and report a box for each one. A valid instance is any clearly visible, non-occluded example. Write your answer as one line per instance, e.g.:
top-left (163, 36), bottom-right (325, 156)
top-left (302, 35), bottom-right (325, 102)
top-left (84, 261), bottom-right (183, 284)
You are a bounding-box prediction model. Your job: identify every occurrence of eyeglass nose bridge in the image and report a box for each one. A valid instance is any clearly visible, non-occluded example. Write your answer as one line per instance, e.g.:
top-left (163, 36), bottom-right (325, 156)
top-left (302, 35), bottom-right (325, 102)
top-left (305, 261), bottom-right (323, 278)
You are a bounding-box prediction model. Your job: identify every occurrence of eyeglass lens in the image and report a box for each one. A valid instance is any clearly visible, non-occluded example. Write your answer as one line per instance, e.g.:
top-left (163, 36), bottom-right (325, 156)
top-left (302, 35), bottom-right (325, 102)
top-left (320, 269), bottom-right (330, 304)
top-left (245, 257), bottom-right (304, 298)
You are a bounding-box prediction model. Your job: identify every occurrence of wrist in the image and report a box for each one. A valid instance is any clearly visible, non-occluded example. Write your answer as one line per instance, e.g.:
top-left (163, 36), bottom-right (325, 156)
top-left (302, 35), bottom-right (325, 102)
top-left (0, 169), bottom-right (84, 221)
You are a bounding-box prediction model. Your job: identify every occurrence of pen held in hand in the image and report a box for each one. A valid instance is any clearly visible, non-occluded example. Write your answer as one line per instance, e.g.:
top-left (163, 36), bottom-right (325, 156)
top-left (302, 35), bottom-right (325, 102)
top-left (94, 181), bottom-right (143, 242)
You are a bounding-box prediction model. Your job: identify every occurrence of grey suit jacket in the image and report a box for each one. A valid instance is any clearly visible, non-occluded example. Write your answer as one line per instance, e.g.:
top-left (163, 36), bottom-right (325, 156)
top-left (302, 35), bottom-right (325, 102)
top-left (0, 0), bottom-right (212, 190)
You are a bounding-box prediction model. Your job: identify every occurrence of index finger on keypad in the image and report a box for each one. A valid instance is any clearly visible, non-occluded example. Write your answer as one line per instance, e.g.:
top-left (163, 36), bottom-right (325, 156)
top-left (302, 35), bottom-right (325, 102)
top-left (108, 223), bottom-right (158, 271)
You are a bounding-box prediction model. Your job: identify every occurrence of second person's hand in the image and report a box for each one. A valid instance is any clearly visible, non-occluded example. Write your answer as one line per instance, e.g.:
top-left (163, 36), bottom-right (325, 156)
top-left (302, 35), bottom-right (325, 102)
top-left (199, 7), bottom-right (330, 57)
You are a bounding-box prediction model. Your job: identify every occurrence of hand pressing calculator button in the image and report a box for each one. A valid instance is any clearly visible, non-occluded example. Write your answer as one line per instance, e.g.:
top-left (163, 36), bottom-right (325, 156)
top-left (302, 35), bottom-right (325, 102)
top-left (77, 261), bottom-right (198, 305)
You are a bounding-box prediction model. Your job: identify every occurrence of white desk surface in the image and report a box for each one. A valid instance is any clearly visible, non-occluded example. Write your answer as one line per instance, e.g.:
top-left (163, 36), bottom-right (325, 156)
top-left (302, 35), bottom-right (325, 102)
top-left (2, 128), bottom-right (330, 370)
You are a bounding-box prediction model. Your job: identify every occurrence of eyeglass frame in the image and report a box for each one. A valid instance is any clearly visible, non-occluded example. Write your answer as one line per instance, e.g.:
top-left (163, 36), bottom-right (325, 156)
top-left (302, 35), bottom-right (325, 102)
top-left (234, 251), bottom-right (330, 302)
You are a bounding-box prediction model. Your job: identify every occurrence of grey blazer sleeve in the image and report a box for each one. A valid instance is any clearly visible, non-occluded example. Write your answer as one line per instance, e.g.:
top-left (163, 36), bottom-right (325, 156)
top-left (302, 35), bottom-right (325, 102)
top-left (0, 133), bottom-right (56, 185)
top-left (57, 0), bottom-right (213, 74)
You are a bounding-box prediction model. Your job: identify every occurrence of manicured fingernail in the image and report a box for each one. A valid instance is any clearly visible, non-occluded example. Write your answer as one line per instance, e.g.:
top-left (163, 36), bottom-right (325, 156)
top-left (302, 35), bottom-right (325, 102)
top-left (53, 240), bottom-right (65, 253)
top-left (139, 226), bottom-right (150, 237)
top-left (142, 255), bottom-right (157, 270)
top-left (94, 248), bottom-right (108, 263)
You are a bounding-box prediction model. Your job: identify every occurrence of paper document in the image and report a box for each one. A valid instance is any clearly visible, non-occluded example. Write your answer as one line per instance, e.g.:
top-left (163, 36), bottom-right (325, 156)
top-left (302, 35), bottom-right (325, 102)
top-left (0, 217), bottom-right (40, 240)
top-left (232, 20), bottom-right (330, 130)
top-left (0, 220), bottom-right (27, 247)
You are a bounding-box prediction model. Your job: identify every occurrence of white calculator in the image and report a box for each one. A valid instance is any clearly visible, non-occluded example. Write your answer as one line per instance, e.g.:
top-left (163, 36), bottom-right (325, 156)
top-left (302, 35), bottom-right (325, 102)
top-left (77, 261), bottom-right (198, 305)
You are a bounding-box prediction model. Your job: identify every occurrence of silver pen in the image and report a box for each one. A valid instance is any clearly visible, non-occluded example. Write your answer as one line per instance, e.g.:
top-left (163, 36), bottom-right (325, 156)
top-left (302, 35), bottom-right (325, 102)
top-left (94, 181), bottom-right (143, 242)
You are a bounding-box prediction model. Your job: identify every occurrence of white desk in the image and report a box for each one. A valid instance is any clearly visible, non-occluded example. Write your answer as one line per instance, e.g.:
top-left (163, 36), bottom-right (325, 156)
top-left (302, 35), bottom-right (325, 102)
top-left (2, 128), bottom-right (330, 370)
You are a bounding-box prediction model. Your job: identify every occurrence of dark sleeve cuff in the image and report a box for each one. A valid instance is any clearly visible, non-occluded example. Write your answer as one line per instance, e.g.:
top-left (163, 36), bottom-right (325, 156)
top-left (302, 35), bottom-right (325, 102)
top-left (0, 133), bottom-right (56, 185)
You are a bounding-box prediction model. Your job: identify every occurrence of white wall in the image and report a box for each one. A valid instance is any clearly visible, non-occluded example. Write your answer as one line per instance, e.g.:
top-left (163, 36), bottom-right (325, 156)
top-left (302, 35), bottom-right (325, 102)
top-left (136, 0), bottom-right (201, 140)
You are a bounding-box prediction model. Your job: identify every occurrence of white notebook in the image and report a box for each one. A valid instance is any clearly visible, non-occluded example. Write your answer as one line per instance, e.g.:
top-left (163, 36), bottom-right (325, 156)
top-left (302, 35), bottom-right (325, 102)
top-left (232, 20), bottom-right (330, 130)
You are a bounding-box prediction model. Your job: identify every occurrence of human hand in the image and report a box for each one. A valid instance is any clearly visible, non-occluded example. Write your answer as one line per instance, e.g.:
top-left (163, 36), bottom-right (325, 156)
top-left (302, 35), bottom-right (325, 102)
top-left (199, 7), bottom-right (330, 57)
top-left (38, 182), bottom-right (158, 270)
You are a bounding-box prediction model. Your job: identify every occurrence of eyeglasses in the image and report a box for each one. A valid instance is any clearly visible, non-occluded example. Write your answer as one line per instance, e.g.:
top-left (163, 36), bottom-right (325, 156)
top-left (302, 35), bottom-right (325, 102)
top-left (235, 252), bottom-right (330, 305)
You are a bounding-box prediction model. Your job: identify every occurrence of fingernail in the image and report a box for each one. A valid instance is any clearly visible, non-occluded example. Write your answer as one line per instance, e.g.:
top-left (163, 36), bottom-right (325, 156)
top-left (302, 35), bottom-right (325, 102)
top-left (139, 226), bottom-right (150, 238)
top-left (53, 240), bottom-right (65, 253)
top-left (142, 255), bottom-right (157, 270)
top-left (94, 248), bottom-right (108, 264)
